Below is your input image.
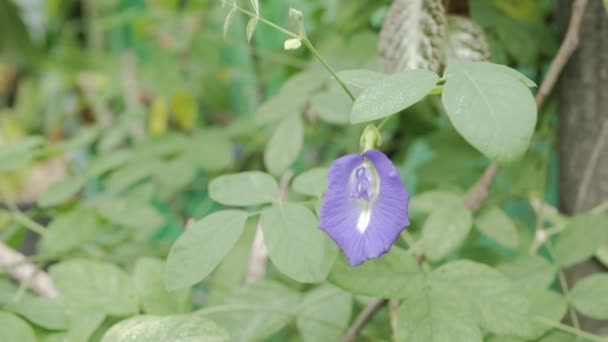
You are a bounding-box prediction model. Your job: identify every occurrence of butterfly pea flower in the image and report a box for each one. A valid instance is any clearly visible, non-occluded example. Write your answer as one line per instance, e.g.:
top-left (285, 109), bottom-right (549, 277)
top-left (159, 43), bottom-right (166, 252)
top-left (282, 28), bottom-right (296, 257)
top-left (319, 149), bottom-right (409, 266)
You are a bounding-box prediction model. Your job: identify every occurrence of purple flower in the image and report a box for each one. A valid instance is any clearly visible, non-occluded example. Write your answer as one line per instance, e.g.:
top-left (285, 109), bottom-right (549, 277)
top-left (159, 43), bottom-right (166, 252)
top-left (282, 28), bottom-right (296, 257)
top-left (319, 149), bottom-right (410, 266)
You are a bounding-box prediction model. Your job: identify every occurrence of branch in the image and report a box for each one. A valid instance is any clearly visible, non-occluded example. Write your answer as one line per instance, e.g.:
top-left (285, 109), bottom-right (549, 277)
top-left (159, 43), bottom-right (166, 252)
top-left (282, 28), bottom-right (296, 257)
top-left (342, 298), bottom-right (388, 342)
top-left (0, 242), bottom-right (58, 298)
top-left (343, 0), bottom-right (589, 339)
top-left (245, 170), bottom-right (294, 283)
top-left (463, 0), bottom-right (588, 213)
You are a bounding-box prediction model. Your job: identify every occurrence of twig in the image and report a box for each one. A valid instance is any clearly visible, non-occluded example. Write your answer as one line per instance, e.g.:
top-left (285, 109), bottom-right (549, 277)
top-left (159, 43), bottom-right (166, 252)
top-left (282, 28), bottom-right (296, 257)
top-left (534, 0), bottom-right (587, 108)
top-left (343, 1), bottom-right (590, 338)
top-left (463, 0), bottom-right (588, 213)
top-left (245, 221), bottom-right (268, 284)
top-left (342, 298), bottom-right (388, 342)
top-left (245, 170), bottom-right (294, 283)
top-left (0, 242), bottom-right (58, 298)
top-left (122, 51), bottom-right (145, 140)
top-left (465, 162), bottom-right (499, 211)
top-left (574, 118), bottom-right (608, 212)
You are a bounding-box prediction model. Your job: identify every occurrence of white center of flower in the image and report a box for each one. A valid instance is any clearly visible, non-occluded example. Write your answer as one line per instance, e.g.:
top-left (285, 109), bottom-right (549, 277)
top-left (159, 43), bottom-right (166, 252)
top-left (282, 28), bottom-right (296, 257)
top-left (350, 160), bottom-right (380, 234)
top-left (356, 208), bottom-right (372, 233)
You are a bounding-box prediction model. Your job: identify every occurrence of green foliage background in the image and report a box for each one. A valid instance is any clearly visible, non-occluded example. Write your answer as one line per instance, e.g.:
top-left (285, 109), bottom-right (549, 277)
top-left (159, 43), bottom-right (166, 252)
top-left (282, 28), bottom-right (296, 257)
top-left (0, 0), bottom-right (607, 341)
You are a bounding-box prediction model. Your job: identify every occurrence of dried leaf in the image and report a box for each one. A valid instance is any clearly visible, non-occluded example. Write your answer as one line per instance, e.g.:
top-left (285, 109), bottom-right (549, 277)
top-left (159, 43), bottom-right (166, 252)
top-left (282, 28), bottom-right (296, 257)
top-left (379, 0), bottom-right (446, 73)
top-left (444, 16), bottom-right (491, 64)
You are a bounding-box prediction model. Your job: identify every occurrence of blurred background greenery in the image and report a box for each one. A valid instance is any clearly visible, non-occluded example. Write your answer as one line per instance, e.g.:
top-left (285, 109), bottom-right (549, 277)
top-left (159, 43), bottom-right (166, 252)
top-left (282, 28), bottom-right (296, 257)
top-left (4, 0), bottom-right (605, 340)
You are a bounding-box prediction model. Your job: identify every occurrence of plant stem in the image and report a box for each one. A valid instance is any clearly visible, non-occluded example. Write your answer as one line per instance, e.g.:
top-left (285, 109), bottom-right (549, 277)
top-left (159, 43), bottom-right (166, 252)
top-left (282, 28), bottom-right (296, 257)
top-left (301, 38), bottom-right (355, 102)
top-left (533, 316), bottom-right (605, 342)
top-left (233, 6), bottom-right (299, 39)
top-left (545, 242), bottom-right (582, 333)
top-left (0, 188), bottom-right (46, 236)
top-left (233, 5), bottom-right (355, 103)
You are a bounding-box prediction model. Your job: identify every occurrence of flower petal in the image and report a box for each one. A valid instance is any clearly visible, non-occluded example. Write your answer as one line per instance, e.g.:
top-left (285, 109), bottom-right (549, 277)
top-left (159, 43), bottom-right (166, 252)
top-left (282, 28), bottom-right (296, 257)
top-left (319, 150), bottom-right (410, 266)
top-left (360, 149), bottom-right (410, 260)
top-left (319, 154), bottom-right (367, 265)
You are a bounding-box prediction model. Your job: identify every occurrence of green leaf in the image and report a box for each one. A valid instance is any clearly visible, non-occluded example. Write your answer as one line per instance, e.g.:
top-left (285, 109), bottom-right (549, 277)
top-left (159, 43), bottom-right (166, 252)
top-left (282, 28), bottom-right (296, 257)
top-left (166, 210), bottom-right (248, 290)
top-left (223, 7), bottom-right (237, 38)
top-left (0, 311), bottom-right (36, 342)
top-left (209, 171), bottom-right (279, 206)
top-left (329, 247), bottom-right (424, 298)
top-left (421, 203), bottom-right (472, 262)
top-left (524, 289), bottom-right (567, 340)
top-left (442, 61), bottom-right (537, 162)
top-left (207, 222), bottom-right (256, 305)
top-left (496, 255), bottom-right (556, 290)
top-left (379, 0), bottom-right (447, 73)
top-left (264, 114), bottom-right (303, 175)
top-left (5, 297), bottom-right (68, 330)
top-left (596, 244), bottom-right (608, 268)
top-left (105, 159), bottom-right (164, 192)
top-left (246, 17), bottom-right (258, 42)
top-left (37, 177), bottom-right (84, 207)
top-left (310, 88), bottom-right (351, 124)
top-left (255, 69), bottom-right (327, 124)
top-left (182, 133), bottom-right (233, 172)
top-left (350, 69), bottom-right (439, 124)
top-left (554, 214), bottom-right (608, 267)
top-left (409, 190), bottom-right (465, 215)
top-left (101, 315), bottom-right (228, 342)
top-left (40, 208), bottom-right (99, 255)
top-left (475, 206), bottom-right (519, 249)
top-left (133, 257), bottom-right (191, 315)
top-left (0, 136), bottom-right (44, 172)
top-left (85, 150), bottom-right (131, 177)
top-left (570, 273), bottom-right (608, 320)
top-left (397, 285), bottom-right (482, 342)
top-left (64, 311), bottom-right (105, 342)
top-left (203, 281), bottom-right (301, 341)
top-left (261, 203), bottom-right (337, 283)
top-left (432, 260), bottom-right (529, 336)
top-left (336, 69), bottom-right (385, 89)
top-left (49, 259), bottom-right (139, 316)
top-left (97, 198), bottom-right (164, 231)
top-left (296, 285), bottom-right (352, 342)
top-left (292, 167), bottom-right (327, 198)
top-left (154, 156), bottom-right (197, 191)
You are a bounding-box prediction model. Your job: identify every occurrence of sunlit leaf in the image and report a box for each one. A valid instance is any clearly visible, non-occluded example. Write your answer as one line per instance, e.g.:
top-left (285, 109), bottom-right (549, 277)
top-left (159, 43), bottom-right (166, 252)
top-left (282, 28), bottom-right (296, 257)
top-left (101, 315), bottom-right (228, 342)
